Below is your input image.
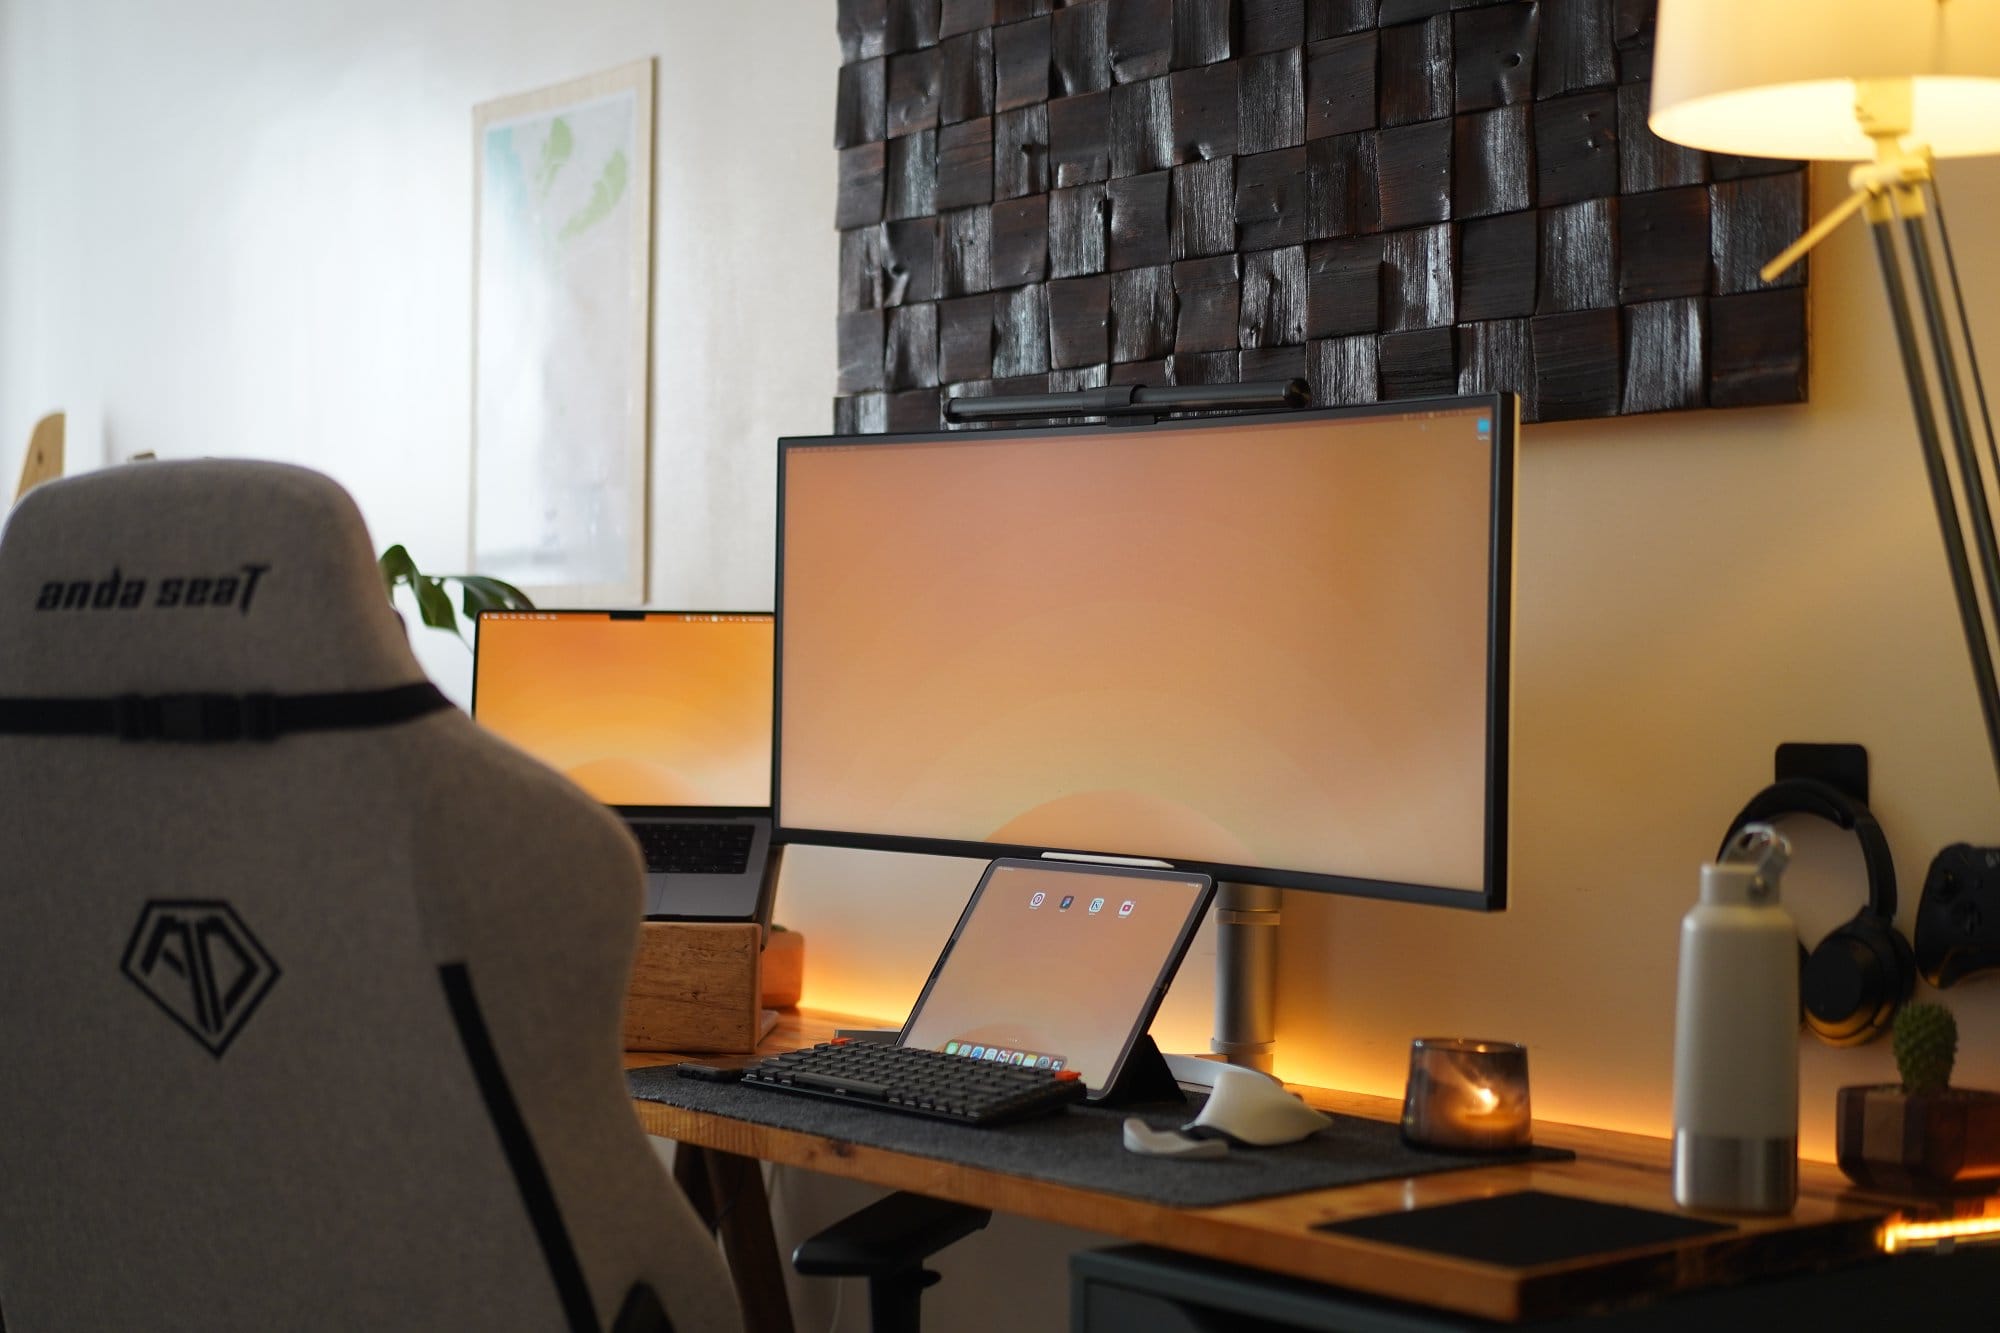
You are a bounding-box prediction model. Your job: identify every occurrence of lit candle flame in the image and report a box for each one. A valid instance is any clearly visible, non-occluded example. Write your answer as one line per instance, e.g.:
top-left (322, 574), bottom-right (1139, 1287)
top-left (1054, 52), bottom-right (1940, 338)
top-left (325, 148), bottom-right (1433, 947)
top-left (1470, 1084), bottom-right (1498, 1114)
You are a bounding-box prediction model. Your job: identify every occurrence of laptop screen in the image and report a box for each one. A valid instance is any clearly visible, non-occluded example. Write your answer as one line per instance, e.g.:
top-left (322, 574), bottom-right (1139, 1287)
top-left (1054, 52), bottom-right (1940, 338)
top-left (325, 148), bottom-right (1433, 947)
top-left (472, 611), bottom-right (774, 808)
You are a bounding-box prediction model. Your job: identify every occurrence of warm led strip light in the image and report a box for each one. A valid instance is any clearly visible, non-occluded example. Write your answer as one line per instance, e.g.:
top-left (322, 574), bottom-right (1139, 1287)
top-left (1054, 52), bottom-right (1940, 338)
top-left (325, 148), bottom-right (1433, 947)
top-left (1880, 1214), bottom-right (2000, 1254)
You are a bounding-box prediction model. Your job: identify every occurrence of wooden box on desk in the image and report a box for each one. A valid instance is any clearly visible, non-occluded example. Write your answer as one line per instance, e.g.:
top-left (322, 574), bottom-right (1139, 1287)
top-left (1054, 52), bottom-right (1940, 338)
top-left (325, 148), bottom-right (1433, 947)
top-left (621, 921), bottom-right (765, 1053)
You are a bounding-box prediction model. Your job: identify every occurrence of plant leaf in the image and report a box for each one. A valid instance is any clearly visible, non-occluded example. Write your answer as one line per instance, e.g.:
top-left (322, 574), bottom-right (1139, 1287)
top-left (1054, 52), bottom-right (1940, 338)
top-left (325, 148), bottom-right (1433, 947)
top-left (378, 544), bottom-right (420, 600)
top-left (413, 575), bottom-right (458, 634)
top-left (457, 575), bottom-right (536, 620)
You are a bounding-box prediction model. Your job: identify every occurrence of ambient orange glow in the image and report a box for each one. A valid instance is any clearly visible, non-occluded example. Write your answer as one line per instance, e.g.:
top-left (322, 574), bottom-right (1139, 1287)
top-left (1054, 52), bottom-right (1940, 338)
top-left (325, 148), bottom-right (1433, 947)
top-left (473, 612), bottom-right (773, 807)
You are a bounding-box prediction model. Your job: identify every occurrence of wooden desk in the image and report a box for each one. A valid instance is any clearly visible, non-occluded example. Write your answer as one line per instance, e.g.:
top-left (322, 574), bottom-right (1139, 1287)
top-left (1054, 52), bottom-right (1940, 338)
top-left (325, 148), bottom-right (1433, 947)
top-left (629, 1011), bottom-right (1897, 1331)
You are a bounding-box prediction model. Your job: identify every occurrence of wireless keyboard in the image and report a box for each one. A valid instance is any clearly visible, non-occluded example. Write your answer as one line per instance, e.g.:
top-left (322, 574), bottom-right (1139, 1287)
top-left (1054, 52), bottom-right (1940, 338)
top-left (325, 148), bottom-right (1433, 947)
top-left (741, 1040), bottom-right (1089, 1126)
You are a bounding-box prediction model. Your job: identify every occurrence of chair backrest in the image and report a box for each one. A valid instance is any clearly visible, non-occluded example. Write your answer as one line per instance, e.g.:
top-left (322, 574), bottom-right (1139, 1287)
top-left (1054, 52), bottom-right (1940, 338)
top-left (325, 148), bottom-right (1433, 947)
top-left (0, 460), bottom-right (740, 1332)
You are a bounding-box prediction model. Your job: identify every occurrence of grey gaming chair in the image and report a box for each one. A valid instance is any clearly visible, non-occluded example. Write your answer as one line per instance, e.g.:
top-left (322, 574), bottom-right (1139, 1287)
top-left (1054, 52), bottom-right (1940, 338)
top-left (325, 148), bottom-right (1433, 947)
top-left (0, 461), bottom-right (742, 1333)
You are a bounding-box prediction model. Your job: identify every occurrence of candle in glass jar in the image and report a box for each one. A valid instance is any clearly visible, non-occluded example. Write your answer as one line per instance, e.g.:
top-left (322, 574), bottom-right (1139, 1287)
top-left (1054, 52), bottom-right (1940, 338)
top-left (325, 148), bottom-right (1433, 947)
top-left (1401, 1038), bottom-right (1532, 1152)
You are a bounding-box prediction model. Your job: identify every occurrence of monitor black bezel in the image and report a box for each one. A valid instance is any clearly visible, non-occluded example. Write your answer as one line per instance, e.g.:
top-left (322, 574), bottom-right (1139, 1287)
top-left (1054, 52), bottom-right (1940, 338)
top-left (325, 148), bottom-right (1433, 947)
top-left (773, 393), bottom-right (1516, 911)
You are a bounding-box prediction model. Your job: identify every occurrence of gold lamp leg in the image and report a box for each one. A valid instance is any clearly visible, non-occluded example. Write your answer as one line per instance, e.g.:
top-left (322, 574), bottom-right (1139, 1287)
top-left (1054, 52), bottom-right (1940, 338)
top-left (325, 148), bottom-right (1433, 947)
top-left (13, 412), bottom-right (65, 505)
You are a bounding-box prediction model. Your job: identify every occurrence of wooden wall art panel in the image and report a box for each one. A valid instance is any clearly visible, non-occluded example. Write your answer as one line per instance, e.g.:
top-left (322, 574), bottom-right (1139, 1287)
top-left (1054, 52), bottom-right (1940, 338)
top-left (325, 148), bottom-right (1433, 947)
top-left (830, 0), bottom-right (1808, 430)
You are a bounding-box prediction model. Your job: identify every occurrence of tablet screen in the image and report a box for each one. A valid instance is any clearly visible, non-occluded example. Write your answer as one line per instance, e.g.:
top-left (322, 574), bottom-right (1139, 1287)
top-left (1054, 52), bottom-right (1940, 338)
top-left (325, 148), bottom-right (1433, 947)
top-left (899, 859), bottom-right (1213, 1095)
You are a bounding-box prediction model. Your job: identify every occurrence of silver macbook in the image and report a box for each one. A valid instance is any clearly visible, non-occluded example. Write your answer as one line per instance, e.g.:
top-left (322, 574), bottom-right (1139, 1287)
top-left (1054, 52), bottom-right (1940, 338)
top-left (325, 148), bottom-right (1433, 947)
top-left (471, 609), bottom-right (777, 923)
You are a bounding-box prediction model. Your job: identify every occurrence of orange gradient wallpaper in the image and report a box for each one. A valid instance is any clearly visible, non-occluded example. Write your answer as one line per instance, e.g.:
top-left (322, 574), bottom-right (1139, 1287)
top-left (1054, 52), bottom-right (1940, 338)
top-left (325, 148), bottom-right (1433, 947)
top-left (474, 612), bottom-right (773, 807)
top-left (781, 409), bottom-right (1501, 896)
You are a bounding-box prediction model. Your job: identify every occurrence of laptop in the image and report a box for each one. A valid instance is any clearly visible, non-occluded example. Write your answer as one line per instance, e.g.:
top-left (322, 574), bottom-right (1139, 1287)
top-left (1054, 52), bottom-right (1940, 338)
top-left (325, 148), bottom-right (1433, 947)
top-left (471, 609), bottom-right (778, 924)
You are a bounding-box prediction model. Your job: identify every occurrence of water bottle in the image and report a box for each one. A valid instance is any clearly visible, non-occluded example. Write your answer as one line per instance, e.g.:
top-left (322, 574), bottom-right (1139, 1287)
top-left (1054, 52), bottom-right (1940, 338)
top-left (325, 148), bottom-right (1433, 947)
top-left (1672, 822), bottom-right (1799, 1214)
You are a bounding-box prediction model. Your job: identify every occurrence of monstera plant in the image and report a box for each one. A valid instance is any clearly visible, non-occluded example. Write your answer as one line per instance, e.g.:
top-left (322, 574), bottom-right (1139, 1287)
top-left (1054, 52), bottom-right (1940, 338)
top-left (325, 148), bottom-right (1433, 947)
top-left (377, 545), bottom-right (534, 645)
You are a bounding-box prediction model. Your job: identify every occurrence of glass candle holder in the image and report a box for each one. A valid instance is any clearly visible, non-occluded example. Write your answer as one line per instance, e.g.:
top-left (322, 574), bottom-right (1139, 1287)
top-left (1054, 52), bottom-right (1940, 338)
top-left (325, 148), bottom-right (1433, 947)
top-left (1400, 1037), bottom-right (1532, 1152)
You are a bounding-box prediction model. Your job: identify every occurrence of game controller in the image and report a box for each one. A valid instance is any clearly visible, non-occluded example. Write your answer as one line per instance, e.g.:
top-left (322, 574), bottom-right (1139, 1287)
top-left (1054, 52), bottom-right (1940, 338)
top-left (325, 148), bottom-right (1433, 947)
top-left (1916, 843), bottom-right (2000, 987)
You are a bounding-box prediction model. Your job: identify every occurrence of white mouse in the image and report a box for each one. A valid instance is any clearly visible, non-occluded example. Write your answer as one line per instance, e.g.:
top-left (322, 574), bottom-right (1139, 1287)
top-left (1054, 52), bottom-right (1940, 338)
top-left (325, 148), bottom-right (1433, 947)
top-left (1184, 1063), bottom-right (1333, 1147)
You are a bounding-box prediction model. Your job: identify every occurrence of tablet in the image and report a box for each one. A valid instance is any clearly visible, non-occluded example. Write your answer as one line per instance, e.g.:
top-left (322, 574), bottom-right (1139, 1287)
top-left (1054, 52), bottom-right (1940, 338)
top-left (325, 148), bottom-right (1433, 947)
top-left (898, 858), bottom-right (1215, 1099)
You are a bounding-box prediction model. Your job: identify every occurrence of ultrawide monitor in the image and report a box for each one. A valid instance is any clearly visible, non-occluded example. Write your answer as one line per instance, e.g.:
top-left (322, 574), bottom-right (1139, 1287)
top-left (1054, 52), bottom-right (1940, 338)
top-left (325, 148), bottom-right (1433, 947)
top-left (776, 396), bottom-right (1514, 908)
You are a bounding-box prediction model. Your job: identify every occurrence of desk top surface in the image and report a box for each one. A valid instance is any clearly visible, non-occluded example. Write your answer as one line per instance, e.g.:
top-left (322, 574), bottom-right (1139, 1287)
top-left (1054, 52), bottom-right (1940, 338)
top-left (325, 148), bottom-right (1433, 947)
top-left (628, 1010), bottom-right (1906, 1323)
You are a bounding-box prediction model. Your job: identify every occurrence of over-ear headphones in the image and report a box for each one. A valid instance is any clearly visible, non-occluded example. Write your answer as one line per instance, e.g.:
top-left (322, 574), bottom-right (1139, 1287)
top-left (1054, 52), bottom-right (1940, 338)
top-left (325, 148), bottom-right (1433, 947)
top-left (1719, 778), bottom-right (1916, 1047)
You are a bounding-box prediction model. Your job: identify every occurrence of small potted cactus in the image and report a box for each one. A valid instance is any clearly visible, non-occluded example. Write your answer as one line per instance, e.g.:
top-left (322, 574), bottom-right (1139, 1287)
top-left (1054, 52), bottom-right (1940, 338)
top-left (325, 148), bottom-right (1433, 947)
top-left (1835, 1002), bottom-right (2000, 1194)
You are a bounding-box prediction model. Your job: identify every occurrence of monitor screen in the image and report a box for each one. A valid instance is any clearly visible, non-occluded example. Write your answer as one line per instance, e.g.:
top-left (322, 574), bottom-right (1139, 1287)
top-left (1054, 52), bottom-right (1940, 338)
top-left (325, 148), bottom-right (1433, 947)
top-left (776, 396), bottom-right (1514, 907)
top-left (900, 859), bottom-right (1214, 1094)
top-left (471, 610), bottom-right (774, 809)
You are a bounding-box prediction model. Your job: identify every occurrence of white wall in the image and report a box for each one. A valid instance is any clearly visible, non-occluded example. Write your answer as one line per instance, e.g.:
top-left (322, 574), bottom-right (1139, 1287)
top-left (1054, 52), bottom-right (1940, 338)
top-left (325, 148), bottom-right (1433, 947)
top-left (10, 2), bottom-right (2000, 1328)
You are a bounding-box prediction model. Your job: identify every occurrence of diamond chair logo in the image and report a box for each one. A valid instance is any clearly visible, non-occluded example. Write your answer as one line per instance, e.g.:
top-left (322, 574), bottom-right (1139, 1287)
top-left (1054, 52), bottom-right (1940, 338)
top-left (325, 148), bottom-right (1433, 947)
top-left (121, 900), bottom-right (280, 1057)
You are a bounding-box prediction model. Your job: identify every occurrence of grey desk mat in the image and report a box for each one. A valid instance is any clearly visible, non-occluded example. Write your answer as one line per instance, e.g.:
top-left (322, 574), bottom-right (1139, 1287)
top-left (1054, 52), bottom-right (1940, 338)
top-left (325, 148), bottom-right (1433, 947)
top-left (628, 1068), bottom-right (1573, 1208)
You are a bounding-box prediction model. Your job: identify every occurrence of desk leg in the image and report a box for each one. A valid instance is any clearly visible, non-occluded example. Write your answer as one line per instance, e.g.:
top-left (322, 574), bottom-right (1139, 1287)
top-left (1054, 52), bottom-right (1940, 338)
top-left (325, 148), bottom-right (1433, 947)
top-left (676, 1144), bottom-right (796, 1333)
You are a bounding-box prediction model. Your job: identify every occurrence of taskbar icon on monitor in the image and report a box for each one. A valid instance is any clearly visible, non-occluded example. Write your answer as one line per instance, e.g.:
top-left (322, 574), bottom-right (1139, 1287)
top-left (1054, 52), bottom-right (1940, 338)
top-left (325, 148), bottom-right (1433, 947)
top-left (943, 1039), bottom-right (1063, 1071)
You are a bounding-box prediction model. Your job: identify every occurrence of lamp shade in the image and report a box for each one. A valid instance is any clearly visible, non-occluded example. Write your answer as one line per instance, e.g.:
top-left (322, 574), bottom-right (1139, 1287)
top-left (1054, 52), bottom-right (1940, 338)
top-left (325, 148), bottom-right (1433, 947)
top-left (1650, 0), bottom-right (2000, 160)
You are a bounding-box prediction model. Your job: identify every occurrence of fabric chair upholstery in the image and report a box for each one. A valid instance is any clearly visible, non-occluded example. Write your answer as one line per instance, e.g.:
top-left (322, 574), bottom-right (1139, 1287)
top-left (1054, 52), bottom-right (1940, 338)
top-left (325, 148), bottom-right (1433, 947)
top-left (0, 460), bottom-right (741, 1332)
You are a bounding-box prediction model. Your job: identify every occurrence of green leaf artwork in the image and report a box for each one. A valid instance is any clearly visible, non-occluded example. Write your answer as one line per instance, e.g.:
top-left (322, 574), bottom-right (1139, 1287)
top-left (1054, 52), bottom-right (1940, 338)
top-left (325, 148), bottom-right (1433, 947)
top-left (559, 149), bottom-right (629, 242)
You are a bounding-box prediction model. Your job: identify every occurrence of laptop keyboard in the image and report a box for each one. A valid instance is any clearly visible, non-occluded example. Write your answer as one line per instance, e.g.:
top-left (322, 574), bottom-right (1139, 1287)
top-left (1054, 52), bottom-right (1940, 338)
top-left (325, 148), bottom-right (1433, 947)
top-left (741, 1040), bottom-right (1089, 1126)
top-left (632, 821), bottom-right (756, 875)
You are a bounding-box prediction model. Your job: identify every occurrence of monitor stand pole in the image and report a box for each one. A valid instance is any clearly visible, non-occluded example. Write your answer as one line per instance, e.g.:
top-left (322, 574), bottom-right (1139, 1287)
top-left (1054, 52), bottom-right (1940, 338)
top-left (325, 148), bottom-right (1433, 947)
top-left (1212, 882), bottom-right (1280, 1073)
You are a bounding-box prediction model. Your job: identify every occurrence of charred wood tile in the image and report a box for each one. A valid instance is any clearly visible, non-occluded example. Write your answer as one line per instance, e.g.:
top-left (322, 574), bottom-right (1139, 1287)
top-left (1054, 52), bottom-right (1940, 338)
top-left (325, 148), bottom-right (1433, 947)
top-left (1240, 244), bottom-right (1308, 347)
top-left (887, 389), bottom-right (943, 432)
top-left (1617, 82), bottom-right (1704, 192)
top-left (1536, 0), bottom-right (1615, 97)
top-left (991, 194), bottom-right (1051, 287)
top-left (1049, 274), bottom-right (1113, 366)
top-left (838, 142), bottom-right (888, 229)
top-left (997, 0), bottom-right (1053, 18)
top-left (1113, 76), bottom-right (1176, 175)
top-left (1109, 0), bottom-right (1174, 83)
top-left (886, 130), bottom-right (937, 219)
top-left (1378, 119), bottom-right (1453, 229)
top-left (1456, 209), bottom-right (1537, 320)
top-left (1530, 307), bottom-right (1621, 420)
top-left (840, 227), bottom-right (885, 312)
top-left (1240, 49), bottom-right (1306, 154)
top-left (1309, 333), bottom-right (1379, 404)
top-left (941, 204), bottom-right (994, 294)
top-left (1622, 297), bottom-right (1703, 413)
top-left (1109, 355), bottom-right (1175, 384)
top-left (994, 284), bottom-right (1053, 375)
top-left (1305, 33), bottom-right (1377, 140)
top-left (1173, 156), bottom-right (1237, 257)
top-left (1382, 222), bottom-right (1455, 329)
top-left (1711, 173), bottom-right (1807, 295)
top-left (1307, 131), bottom-right (1382, 237)
top-left (1050, 91), bottom-right (1113, 185)
top-left (888, 49), bottom-right (941, 136)
top-left (1618, 184), bottom-right (1707, 302)
top-left (837, 58), bottom-right (888, 149)
top-left (882, 217), bottom-right (941, 304)
top-left (1175, 349), bottom-right (1240, 383)
top-left (1612, 0), bottom-right (1651, 84)
top-left (1243, 0), bottom-right (1306, 53)
top-left (1054, 1), bottom-right (1113, 95)
top-left (939, 30), bottom-right (995, 124)
top-left (839, 309), bottom-right (887, 392)
top-left (1050, 363), bottom-right (1111, 393)
top-left (940, 0), bottom-right (996, 39)
top-left (1378, 326), bottom-right (1457, 397)
top-left (1307, 234), bottom-right (1384, 336)
top-left (1172, 62), bottom-right (1240, 162)
top-left (1109, 169), bottom-right (1174, 268)
top-left (832, 392), bottom-right (882, 434)
top-left (1242, 343), bottom-right (1309, 382)
top-left (1237, 146), bottom-right (1310, 249)
top-left (1452, 105), bottom-right (1531, 219)
top-left (1456, 317), bottom-right (1534, 411)
top-left (1175, 254), bottom-right (1242, 352)
top-left (936, 117), bottom-right (996, 209)
top-left (840, 0), bottom-right (889, 63)
top-left (995, 104), bottom-right (1051, 198)
top-left (1710, 153), bottom-right (1804, 182)
top-left (887, 0), bottom-right (942, 51)
top-left (1379, 17), bottom-right (1451, 129)
top-left (1173, 0), bottom-right (1236, 68)
top-left (1533, 90), bottom-right (1617, 207)
top-left (1708, 288), bottom-right (1806, 407)
top-left (1050, 182), bottom-right (1111, 275)
top-left (1307, 0), bottom-right (1378, 39)
top-left (1111, 263), bottom-right (1178, 360)
top-left (995, 16), bottom-right (1054, 111)
top-left (1452, 2), bottom-right (1536, 112)
top-left (1378, 0), bottom-right (1450, 21)
top-left (938, 293), bottom-right (996, 381)
top-left (886, 302), bottom-right (941, 388)
top-left (1538, 197), bottom-right (1616, 311)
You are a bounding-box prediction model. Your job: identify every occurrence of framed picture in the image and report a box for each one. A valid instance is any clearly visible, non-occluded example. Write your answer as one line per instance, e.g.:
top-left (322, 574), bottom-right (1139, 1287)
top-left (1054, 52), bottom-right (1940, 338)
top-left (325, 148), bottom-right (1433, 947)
top-left (472, 59), bottom-right (653, 605)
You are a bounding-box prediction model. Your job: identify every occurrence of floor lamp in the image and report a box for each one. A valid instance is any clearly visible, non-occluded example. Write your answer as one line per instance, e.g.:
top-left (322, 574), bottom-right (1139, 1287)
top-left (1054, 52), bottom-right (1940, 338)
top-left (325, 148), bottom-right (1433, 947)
top-left (1651, 1), bottom-right (2000, 792)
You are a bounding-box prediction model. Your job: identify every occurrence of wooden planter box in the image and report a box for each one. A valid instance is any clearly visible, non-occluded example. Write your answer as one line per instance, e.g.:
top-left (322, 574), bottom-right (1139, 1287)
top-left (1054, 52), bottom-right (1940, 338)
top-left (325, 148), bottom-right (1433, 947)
top-left (1836, 1084), bottom-right (2000, 1195)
